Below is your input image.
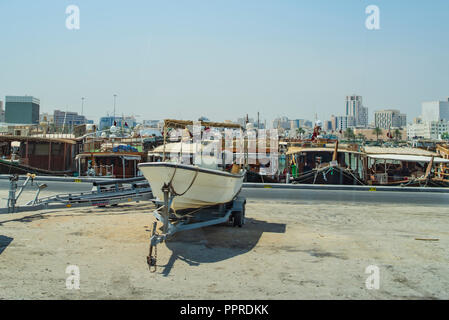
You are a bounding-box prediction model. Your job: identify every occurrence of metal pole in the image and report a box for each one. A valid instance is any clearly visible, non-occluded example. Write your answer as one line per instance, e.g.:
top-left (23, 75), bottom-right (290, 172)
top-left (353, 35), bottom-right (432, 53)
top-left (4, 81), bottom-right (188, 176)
top-left (81, 97), bottom-right (85, 116)
top-left (163, 124), bottom-right (167, 161)
top-left (63, 142), bottom-right (67, 171)
top-left (122, 156), bottom-right (125, 178)
top-left (7, 176), bottom-right (18, 213)
top-left (162, 184), bottom-right (170, 234)
top-left (113, 94), bottom-right (117, 122)
top-left (257, 111), bottom-right (260, 129)
top-left (48, 141), bottom-right (52, 170)
top-left (15, 175), bottom-right (32, 201)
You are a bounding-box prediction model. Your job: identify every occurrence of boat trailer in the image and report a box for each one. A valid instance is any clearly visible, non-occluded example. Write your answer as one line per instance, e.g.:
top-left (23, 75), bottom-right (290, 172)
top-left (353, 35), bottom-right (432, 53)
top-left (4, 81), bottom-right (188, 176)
top-left (1, 175), bottom-right (153, 214)
top-left (147, 183), bottom-right (246, 272)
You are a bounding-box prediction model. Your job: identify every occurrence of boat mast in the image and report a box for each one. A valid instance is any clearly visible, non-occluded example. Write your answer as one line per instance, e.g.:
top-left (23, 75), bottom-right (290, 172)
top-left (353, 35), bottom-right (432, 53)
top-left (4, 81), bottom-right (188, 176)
top-left (163, 122), bottom-right (167, 161)
top-left (62, 108), bottom-right (68, 136)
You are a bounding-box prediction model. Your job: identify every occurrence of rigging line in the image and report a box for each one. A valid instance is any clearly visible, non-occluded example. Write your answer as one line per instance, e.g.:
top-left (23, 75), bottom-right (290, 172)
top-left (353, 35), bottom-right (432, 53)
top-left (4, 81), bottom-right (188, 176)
top-left (167, 164), bottom-right (200, 197)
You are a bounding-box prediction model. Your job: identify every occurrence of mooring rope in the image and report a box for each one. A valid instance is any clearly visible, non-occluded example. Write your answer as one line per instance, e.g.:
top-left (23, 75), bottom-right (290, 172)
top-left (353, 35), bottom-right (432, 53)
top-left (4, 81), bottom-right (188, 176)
top-left (296, 165), bottom-right (365, 185)
top-left (167, 164), bottom-right (200, 197)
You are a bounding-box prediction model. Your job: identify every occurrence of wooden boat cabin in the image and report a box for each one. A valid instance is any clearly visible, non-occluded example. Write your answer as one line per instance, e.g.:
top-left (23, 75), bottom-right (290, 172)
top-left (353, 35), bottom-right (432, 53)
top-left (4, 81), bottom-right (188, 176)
top-left (0, 135), bottom-right (76, 175)
top-left (286, 141), bottom-right (366, 185)
top-left (75, 137), bottom-right (147, 178)
top-left (363, 146), bottom-right (449, 186)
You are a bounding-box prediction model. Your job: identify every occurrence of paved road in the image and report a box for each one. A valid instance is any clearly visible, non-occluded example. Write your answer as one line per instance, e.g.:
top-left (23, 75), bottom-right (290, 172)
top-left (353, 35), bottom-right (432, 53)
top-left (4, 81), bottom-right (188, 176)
top-left (241, 188), bottom-right (449, 207)
top-left (0, 180), bottom-right (93, 194)
top-left (1, 179), bottom-right (448, 207)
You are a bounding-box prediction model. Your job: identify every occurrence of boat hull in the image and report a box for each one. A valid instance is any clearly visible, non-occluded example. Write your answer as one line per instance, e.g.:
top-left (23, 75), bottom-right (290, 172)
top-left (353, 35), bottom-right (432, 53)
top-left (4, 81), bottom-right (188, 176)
top-left (0, 159), bottom-right (73, 176)
top-left (138, 162), bottom-right (245, 211)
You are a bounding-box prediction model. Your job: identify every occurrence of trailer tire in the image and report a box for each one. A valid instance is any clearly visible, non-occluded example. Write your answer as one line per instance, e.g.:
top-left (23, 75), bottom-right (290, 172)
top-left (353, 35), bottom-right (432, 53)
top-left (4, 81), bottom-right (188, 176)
top-left (232, 211), bottom-right (242, 227)
top-left (233, 204), bottom-right (245, 228)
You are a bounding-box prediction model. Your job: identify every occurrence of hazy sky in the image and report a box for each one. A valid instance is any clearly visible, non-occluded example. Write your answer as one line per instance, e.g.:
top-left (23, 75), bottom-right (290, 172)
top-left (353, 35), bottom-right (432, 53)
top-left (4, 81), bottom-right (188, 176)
top-left (1, 0), bottom-right (448, 125)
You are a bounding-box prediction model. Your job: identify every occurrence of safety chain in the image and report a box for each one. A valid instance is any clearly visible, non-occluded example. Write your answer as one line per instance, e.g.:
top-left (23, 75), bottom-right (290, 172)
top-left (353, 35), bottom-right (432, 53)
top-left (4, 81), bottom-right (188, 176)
top-left (147, 221), bottom-right (158, 273)
top-left (147, 243), bottom-right (157, 273)
top-left (168, 164), bottom-right (199, 196)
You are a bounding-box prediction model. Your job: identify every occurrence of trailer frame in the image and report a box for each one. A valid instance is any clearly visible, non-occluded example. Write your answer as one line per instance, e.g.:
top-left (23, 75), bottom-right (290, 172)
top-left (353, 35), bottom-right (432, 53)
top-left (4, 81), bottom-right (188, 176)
top-left (0, 176), bottom-right (153, 214)
top-left (147, 183), bottom-right (246, 271)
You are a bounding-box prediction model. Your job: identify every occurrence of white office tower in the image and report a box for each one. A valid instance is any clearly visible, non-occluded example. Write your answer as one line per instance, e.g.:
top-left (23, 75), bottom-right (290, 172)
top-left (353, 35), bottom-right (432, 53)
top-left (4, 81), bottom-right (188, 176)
top-left (345, 95), bottom-right (368, 127)
top-left (407, 121), bottom-right (449, 140)
top-left (0, 100), bottom-right (4, 122)
top-left (406, 98), bottom-right (449, 140)
top-left (421, 99), bottom-right (449, 122)
top-left (374, 109), bottom-right (407, 129)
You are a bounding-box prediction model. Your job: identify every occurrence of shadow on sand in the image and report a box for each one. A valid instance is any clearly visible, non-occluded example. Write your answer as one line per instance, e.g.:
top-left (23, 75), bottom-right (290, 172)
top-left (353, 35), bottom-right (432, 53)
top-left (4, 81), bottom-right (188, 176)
top-left (0, 203), bottom-right (154, 226)
top-left (160, 218), bottom-right (286, 276)
top-left (0, 235), bottom-right (13, 255)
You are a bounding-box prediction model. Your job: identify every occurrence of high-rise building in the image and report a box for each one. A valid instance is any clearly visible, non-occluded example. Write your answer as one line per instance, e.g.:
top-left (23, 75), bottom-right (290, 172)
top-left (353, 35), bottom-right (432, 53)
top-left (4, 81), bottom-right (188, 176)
top-left (289, 119), bottom-right (299, 130)
top-left (330, 115), bottom-right (337, 131)
top-left (54, 110), bottom-right (86, 127)
top-left (99, 116), bottom-right (137, 130)
top-left (345, 95), bottom-right (368, 127)
top-left (421, 99), bottom-right (449, 122)
top-left (323, 120), bottom-right (333, 131)
top-left (304, 120), bottom-right (313, 128)
top-left (413, 117), bottom-right (422, 124)
top-left (406, 98), bottom-right (449, 140)
top-left (374, 109), bottom-right (407, 129)
top-left (142, 120), bottom-right (160, 128)
top-left (333, 115), bottom-right (356, 131)
top-left (272, 116), bottom-right (290, 130)
top-left (40, 112), bottom-right (54, 123)
top-left (5, 96), bottom-right (40, 124)
top-left (407, 120), bottom-right (449, 140)
top-left (0, 100), bottom-right (4, 122)
top-left (237, 117), bottom-right (254, 128)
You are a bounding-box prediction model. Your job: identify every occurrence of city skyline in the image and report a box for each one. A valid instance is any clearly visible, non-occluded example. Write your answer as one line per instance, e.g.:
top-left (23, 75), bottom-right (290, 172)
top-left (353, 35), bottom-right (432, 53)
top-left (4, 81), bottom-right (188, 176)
top-left (3, 93), bottom-right (449, 130)
top-left (0, 1), bottom-right (448, 123)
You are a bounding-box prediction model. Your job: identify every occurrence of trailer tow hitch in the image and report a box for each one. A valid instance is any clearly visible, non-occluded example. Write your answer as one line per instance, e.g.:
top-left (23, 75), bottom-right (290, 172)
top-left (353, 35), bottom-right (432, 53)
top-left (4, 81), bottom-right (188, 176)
top-left (147, 221), bottom-right (158, 272)
top-left (147, 221), bottom-right (168, 272)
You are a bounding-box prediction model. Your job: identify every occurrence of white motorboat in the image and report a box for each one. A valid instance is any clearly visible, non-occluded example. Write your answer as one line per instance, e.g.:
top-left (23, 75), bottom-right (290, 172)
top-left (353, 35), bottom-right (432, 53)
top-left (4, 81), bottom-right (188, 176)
top-left (138, 161), bottom-right (245, 211)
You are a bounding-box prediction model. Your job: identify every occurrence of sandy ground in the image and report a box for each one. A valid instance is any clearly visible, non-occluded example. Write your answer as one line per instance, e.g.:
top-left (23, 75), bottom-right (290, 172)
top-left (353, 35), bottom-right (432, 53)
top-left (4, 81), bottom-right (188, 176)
top-left (1, 189), bottom-right (449, 300)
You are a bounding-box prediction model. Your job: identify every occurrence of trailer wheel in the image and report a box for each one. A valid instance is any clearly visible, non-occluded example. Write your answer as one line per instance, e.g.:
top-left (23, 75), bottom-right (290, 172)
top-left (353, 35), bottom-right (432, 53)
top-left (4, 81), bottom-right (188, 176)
top-left (232, 204), bottom-right (245, 228)
top-left (232, 211), bottom-right (242, 227)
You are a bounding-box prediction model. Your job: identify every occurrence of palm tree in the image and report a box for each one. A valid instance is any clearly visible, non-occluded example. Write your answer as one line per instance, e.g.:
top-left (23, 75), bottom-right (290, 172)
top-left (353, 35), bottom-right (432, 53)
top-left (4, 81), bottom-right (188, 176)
top-left (344, 128), bottom-right (355, 141)
top-left (356, 133), bottom-right (366, 142)
top-left (442, 132), bottom-right (449, 140)
top-left (373, 127), bottom-right (383, 142)
top-left (296, 127), bottom-right (305, 139)
top-left (393, 129), bottom-right (402, 141)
